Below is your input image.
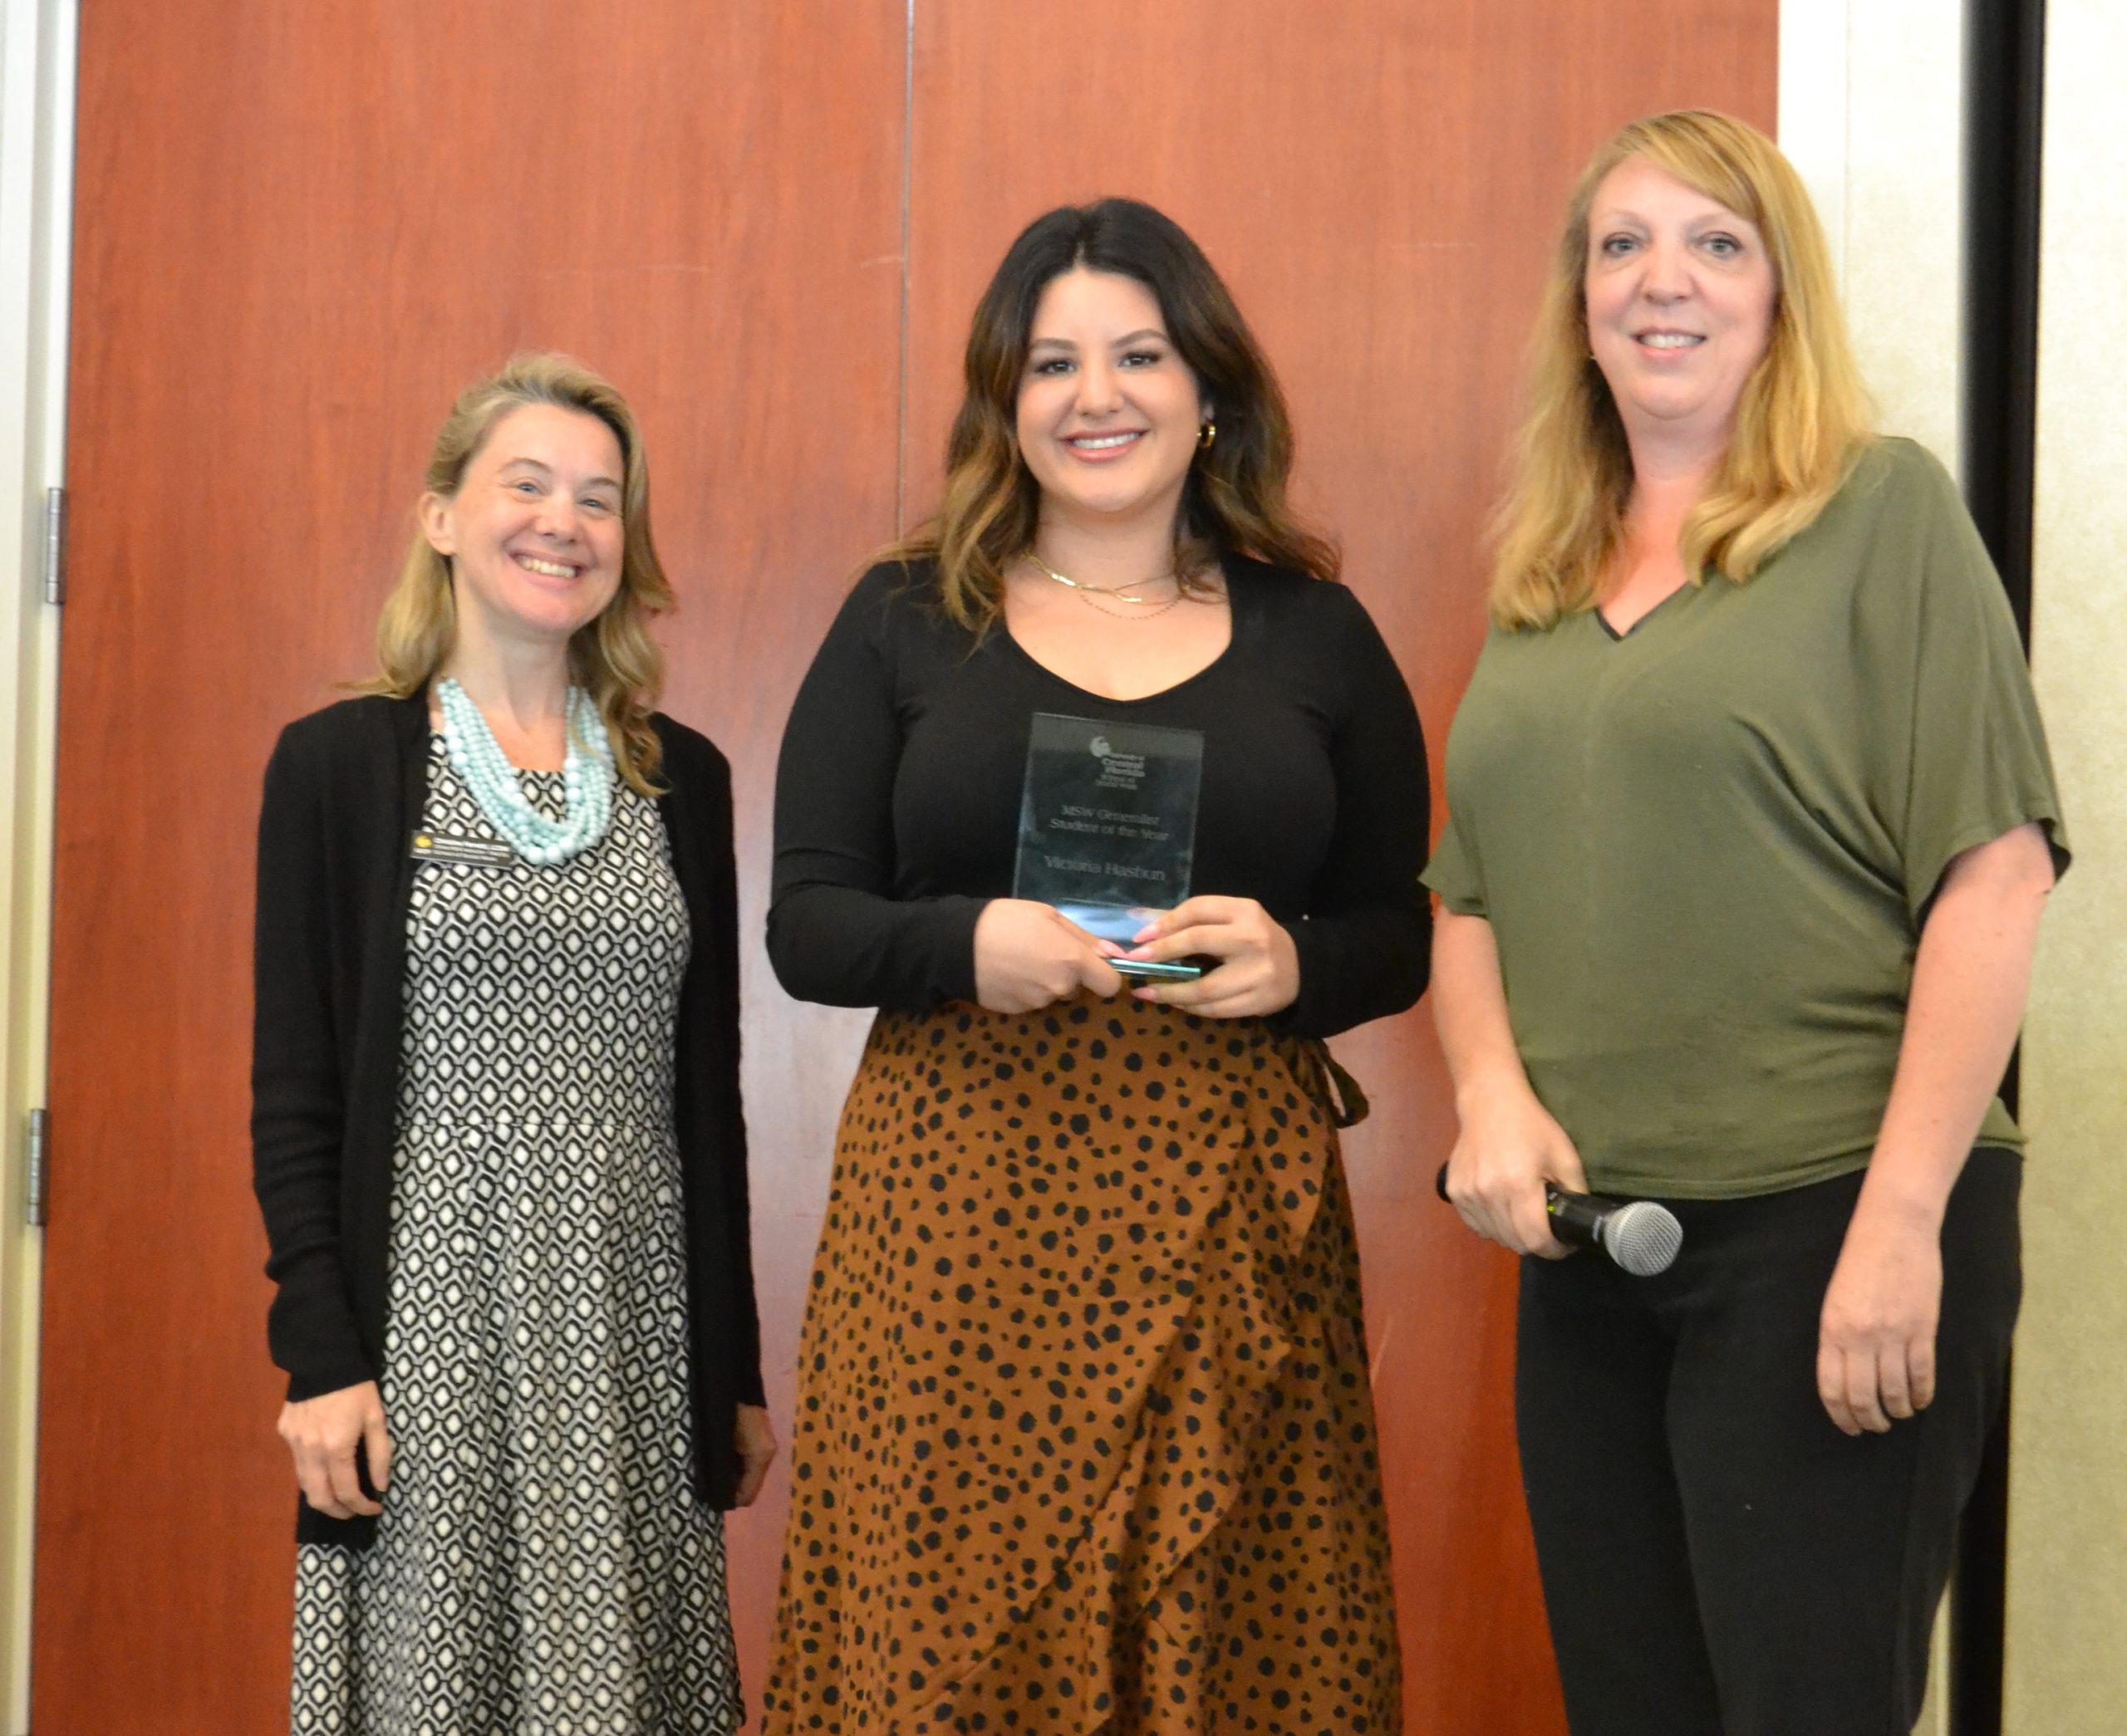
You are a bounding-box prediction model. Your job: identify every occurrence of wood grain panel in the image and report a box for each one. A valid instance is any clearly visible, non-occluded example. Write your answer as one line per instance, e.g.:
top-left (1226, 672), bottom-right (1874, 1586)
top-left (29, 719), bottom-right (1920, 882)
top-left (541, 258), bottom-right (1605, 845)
top-left (904, 7), bottom-right (1775, 1729)
top-left (35, 3), bottom-right (904, 1729)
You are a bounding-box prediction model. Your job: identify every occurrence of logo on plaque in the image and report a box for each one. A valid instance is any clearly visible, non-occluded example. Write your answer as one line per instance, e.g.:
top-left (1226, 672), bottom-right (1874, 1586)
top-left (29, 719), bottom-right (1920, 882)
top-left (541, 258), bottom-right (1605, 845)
top-left (1013, 712), bottom-right (1205, 948)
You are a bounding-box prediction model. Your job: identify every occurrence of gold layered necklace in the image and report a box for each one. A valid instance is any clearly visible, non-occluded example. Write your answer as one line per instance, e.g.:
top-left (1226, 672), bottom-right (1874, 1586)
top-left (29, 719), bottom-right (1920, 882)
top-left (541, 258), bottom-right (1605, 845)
top-left (1023, 552), bottom-right (1189, 620)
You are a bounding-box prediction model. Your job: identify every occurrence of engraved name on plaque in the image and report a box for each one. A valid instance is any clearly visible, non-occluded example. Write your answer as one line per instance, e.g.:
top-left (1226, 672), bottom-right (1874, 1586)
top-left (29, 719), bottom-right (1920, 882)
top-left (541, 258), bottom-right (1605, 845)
top-left (1012, 712), bottom-right (1205, 950)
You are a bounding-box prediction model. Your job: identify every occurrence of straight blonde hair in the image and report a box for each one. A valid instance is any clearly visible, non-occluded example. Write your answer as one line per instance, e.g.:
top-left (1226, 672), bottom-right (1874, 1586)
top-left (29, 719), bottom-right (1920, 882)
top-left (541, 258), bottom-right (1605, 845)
top-left (359, 353), bottom-right (673, 794)
top-left (1489, 110), bottom-right (1874, 630)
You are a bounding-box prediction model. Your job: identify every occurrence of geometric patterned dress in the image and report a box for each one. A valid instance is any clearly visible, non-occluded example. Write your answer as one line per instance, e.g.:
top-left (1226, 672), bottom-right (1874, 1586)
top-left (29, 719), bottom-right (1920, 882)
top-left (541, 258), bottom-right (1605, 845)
top-left (290, 739), bottom-right (741, 1735)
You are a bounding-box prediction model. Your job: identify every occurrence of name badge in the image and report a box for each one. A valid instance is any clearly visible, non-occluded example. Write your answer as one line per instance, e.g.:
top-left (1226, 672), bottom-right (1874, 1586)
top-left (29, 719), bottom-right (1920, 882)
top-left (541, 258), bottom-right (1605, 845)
top-left (410, 831), bottom-right (517, 869)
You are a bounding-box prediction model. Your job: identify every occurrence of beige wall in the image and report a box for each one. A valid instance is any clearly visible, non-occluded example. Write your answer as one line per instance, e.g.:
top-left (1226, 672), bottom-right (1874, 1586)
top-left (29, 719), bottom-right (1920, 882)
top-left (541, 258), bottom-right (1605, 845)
top-left (2004, 2), bottom-right (2127, 1730)
top-left (1781, 0), bottom-right (1965, 467)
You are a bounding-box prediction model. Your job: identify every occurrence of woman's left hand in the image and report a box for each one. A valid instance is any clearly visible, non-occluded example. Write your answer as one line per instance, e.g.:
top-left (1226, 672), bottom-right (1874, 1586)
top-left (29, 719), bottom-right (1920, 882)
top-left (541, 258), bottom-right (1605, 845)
top-left (732, 1404), bottom-right (777, 1506)
top-left (1120, 896), bottom-right (1299, 1018)
top-left (1816, 1205), bottom-right (1943, 1436)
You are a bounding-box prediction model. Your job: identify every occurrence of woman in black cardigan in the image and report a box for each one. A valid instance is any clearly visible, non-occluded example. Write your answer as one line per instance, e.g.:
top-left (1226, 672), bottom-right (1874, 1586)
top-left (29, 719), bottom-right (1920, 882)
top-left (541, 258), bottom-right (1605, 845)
top-left (252, 354), bottom-right (769, 1734)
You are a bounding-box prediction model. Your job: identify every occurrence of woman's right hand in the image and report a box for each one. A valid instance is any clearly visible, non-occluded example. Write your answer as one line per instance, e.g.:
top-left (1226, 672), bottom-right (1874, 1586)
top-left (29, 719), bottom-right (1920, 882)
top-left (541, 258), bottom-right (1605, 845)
top-left (278, 1380), bottom-right (391, 1519)
top-left (1442, 1083), bottom-right (1590, 1259)
top-left (973, 899), bottom-right (1123, 1013)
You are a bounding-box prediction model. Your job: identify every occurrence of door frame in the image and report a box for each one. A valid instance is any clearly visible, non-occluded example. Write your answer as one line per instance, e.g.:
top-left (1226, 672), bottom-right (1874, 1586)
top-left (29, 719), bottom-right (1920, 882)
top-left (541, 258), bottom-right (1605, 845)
top-left (0, 0), bottom-right (74, 1729)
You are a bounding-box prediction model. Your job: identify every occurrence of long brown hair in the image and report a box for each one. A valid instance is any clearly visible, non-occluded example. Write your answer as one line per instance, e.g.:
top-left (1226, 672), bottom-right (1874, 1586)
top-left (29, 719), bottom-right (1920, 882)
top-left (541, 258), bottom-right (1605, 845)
top-left (358, 353), bottom-right (673, 793)
top-left (1489, 110), bottom-right (1874, 630)
top-left (890, 198), bottom-right (1338, 629)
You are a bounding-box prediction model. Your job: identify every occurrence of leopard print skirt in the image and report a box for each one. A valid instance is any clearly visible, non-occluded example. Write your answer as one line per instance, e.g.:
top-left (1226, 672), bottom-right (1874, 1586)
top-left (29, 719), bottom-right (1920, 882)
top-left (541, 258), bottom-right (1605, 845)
top-left (762, 992), bottom-right (1400, 1734)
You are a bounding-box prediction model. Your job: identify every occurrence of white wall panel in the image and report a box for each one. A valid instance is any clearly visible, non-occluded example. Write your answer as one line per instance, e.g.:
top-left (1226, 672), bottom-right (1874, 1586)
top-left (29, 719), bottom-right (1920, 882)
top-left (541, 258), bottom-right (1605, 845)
top-left (2006, 4), bottom-right (2127, 1729)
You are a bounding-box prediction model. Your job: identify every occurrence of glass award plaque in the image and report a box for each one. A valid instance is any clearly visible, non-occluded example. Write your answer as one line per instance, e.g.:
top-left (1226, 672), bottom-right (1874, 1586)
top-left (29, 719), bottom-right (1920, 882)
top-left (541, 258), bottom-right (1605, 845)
top-left (1013, 713), bottom-right (1205, 962)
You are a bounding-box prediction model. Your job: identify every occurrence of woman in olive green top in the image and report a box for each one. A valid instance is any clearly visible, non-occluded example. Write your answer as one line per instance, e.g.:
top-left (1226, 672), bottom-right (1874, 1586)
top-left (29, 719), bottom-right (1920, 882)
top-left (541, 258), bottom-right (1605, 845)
top-left (1426, 112), bottom-right (2065, 1736)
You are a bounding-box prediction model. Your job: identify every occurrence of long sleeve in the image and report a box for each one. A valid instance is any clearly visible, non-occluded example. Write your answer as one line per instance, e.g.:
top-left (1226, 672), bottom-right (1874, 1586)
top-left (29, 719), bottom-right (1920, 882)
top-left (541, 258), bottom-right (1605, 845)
top-left (1280, 587), bottom-right (1432, 1037)
top-left (767, 574), bottom-right (987, 1010)
top-left (250, 725), bottom-right (373, 1400)
top-left (701, 747), bottom-right (765, 1406)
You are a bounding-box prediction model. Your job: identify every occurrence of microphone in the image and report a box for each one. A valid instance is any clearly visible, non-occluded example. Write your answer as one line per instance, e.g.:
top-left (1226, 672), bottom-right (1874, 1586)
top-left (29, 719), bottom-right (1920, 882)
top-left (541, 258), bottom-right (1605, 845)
top-left (1433, 1164), bottom-right (1682, 1277)
top-left (1540, 1185), bottom-right (1682, 1277)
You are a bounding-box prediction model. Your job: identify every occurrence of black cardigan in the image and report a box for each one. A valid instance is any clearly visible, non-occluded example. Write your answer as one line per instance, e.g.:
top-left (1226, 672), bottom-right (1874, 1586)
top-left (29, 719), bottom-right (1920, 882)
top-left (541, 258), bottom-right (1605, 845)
top-left (251, 693), bottom-right (762, 1547)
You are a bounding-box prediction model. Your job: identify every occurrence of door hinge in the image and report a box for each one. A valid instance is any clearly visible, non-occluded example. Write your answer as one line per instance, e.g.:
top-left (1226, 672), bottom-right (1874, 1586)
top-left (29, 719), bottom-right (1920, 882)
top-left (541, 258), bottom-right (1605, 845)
top-left (25, 1107), bottom-right (48, 1226)
top-left (43, 486), bottom-right (66, 605)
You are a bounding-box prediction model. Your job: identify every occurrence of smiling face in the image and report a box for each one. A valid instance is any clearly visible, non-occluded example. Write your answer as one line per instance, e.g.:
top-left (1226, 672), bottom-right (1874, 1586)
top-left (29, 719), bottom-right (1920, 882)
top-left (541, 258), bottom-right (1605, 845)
top-left (420, 401), bottom-right (626, 652)
top-left (1014, 267), bottom-right (1208, 530)
top-left (1584, 155), bottom-right (1778, 454)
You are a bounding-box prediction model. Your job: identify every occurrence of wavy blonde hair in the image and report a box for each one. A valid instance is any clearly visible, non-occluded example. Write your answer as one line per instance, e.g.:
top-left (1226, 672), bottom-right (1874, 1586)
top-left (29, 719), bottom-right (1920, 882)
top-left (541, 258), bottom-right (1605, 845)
top-left (1489, 110), bottom-right (1874, 630)
top-left (360, 353), bottom-right (672, 793)
top-left (888, 198), bottom-right (1338, 629)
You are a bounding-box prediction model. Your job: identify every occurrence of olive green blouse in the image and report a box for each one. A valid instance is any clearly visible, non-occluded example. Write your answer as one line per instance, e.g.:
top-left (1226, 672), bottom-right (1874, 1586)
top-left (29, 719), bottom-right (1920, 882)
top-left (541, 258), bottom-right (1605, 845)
top-left (1423, 438), bottom-right (2068, 1199)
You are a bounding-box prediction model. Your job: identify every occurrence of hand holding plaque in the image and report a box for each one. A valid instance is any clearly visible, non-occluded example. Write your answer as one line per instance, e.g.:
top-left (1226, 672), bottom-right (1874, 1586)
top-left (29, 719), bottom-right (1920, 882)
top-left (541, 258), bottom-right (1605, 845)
top-left (1012, 713), bottom-right (1207, 981)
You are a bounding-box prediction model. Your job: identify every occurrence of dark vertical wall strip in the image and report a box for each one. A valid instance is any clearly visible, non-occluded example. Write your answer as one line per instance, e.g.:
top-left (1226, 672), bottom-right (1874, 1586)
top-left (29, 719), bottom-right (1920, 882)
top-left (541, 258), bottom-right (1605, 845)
top-left (1962, 0), bottom-right (2046, 645)
top-left (1955, 5), bottom-right (2046, 1734)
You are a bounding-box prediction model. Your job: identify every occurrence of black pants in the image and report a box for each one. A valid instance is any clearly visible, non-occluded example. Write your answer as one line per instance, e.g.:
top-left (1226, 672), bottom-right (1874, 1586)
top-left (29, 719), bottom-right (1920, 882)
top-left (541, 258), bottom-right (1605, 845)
top-left (1515, 1150), bottom-right (2021, 1736)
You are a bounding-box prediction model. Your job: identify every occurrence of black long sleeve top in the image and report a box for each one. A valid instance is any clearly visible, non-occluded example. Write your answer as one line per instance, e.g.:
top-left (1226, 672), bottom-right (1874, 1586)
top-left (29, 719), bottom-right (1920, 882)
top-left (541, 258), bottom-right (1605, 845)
top-left (250, 694), bottom-right (762, 1546)
top-left (769, 556), bottom-right (1431, 1037)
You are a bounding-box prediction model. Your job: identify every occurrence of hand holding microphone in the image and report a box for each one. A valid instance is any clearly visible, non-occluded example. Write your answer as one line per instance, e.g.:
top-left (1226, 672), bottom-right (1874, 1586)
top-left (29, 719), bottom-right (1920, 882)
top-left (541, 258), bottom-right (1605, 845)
top-left (1434, 1160), bottom-right (1682, 1276)
top-left (1434, 1086), bottom-right (1684, 1275)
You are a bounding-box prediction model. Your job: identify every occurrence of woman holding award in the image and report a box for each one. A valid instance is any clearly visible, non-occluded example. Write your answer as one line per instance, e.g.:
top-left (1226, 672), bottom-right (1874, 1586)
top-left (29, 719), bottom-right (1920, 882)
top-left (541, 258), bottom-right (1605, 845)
top-left (765, 198), bottom-right (1427, 1732)
top-left (1427, 113), bottom-right (2065, 1734)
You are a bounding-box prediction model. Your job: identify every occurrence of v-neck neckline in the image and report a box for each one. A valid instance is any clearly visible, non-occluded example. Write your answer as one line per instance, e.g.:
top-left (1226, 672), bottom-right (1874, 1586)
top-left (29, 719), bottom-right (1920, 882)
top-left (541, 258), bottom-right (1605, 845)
top-left (1595, 581), bottom-right (1692, 641)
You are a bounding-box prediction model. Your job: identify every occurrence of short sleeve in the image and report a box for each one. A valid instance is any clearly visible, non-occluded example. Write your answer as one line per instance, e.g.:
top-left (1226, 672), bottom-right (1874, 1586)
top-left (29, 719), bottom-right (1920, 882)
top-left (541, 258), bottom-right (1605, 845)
top-left (1421, 806), bottom-right (1487, 917)
top-left (1421, 632), bottom-right (1496, 918)
top-left (1868, 443), bottom-right (2070, 918)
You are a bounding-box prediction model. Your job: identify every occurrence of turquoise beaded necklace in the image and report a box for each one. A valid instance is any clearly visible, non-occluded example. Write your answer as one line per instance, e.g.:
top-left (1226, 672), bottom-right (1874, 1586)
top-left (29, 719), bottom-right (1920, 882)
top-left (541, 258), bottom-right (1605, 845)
top-left (435, 677), bottom-right (616, 867)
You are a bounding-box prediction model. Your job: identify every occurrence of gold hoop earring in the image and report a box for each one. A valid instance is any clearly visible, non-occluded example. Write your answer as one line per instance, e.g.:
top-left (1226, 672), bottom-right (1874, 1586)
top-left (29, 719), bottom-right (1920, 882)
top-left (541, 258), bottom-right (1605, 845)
top-left (1197, 419), bottom-right (1216, 451)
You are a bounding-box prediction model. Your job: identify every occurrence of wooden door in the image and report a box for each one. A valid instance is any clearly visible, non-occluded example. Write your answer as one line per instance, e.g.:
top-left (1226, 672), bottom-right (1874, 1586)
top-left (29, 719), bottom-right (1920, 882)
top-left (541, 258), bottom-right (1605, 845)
top-left (33, 2), bottom-right (1770, 1731)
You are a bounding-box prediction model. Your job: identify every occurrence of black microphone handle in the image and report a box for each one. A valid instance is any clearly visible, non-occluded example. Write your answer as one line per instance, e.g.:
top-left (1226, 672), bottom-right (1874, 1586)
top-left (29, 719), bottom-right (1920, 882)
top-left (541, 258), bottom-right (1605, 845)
top-left (1540, 1184), bottom-right (1609, 1252)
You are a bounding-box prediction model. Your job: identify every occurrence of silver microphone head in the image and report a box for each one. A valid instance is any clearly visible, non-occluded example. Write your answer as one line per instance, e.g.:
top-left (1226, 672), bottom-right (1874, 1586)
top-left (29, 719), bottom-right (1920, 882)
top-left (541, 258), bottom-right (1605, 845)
top-left (1600, 1200), bottom-right (1684, 1277)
